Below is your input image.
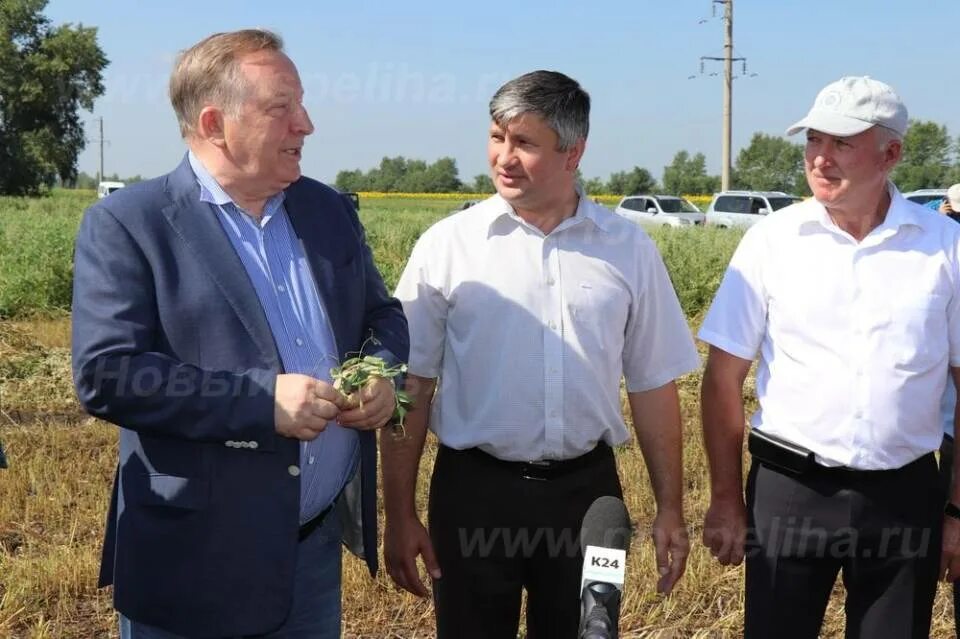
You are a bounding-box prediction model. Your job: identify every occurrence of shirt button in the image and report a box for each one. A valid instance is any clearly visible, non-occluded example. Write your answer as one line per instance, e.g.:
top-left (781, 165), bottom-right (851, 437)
top-left (854, 410), bottom-right (863, 419)
top-left (548, 321), bottom-right (557, 330)
top-left (277, 284), bottom-right (286, 293)
top-left (546, 278), bottom-right (556, 286)
top-left (295, 338), bottom-right (304, 346)
top-left (288, 465), bottom-right (301, 477)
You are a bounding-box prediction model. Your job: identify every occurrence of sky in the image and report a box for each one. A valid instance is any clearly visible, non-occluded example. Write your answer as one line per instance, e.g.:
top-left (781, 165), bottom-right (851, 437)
top-left (43, 0), bottom-right (958, 187)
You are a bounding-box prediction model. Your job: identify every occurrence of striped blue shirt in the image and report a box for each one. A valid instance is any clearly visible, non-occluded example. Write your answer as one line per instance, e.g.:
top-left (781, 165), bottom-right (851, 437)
top-left (188, 152), bottom-right (358, 524)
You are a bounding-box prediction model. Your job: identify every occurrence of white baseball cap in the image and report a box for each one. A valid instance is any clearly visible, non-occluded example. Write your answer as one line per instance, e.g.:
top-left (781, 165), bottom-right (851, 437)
top-left (786, 76), bottom-right (908, 138)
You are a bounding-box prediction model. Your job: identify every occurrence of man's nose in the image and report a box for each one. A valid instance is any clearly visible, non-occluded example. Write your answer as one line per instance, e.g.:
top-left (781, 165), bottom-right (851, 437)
top-left (294, 103), bottom-right (314, 135)
top-left (497, 143), bottom-right (518, 167)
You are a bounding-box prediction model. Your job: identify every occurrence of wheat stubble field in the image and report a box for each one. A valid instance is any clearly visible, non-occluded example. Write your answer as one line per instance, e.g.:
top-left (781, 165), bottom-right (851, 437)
top-left (0, 191), bottom-right (955, 637)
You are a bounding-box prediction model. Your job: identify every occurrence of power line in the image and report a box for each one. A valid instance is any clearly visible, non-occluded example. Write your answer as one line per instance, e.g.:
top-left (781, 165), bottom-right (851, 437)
top-left (690, 0), bottom-right (756, 191)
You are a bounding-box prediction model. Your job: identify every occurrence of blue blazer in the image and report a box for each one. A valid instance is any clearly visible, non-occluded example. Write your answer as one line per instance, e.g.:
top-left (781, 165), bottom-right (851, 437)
top-left (71, 157), bottom-right (408, 637)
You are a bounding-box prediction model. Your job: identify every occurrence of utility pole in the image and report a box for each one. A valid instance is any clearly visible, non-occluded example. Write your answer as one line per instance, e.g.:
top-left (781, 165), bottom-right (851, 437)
top-left (99, 117), bottom-right (105, 183)
top-left (693, 0), bottom-right (754, 192)
top-left (721, 0), bottom-right (732, 192)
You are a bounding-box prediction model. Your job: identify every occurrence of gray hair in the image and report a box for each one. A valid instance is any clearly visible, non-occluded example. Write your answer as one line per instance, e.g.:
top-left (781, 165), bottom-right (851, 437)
top-left (489, 70), bottom-right (590, 151)
top-left (874, 124), bottom-right (903, 150)
top-left (170, 29), bottom-right (284, 138)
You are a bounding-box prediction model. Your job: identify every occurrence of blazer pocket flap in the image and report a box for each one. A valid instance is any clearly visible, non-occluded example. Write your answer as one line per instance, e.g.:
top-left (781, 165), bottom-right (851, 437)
top-left (133, 473), bottom-right (209, 510)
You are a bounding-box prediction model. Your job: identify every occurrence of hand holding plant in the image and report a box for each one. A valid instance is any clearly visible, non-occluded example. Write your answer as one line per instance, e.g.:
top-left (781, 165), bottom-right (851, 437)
top-left (331, 355), bottom-right (412, 436)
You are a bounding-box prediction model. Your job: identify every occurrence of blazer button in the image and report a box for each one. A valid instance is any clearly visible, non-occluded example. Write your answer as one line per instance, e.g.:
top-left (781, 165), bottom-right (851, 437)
top-left (249, 441), bottom-right (259, 450)
top-left (288, 465), bottom-right (301, 477)
top-left (225, 440), bottom-right (236, 448)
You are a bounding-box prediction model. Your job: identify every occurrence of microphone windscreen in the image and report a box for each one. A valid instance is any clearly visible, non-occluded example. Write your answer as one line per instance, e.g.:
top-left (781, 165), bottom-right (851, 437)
top-left (579, 496), bottom-right (631, 553)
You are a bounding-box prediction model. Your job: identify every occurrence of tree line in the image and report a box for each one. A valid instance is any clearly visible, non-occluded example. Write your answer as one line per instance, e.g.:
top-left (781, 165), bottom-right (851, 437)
top-left (334, 121), bottom-right (960, 196)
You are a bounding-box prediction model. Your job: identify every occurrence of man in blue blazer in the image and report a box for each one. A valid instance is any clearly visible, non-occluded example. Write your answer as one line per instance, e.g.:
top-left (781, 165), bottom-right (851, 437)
top-left (71, 29), bottom-right (408, 638)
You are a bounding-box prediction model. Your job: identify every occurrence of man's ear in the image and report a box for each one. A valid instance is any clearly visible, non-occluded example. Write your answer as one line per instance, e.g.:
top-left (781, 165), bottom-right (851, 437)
top-left (197, 106), bottom-right (227, 148)
top-left (883, 138), bottom-right (903, 171)
top-left (565, 138), bottom-right (586, 171)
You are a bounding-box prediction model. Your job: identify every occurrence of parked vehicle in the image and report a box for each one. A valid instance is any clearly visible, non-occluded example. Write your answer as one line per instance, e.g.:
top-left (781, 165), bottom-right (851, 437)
top-left (97, 181), bottom-right (125, 199)
top-left (903, 189), bottom-right (947, 206)
top-left (705, 191), bottom-right (802, 228)
top-left (448, 199), bottom-right (481, 215)
top-left (613, 195), bottom-right (705, 227)
top-left (340, 191), bottom-right (360, 210)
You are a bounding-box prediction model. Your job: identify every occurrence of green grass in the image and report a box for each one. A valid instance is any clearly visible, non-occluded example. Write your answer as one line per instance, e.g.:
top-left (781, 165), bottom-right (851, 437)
top-left (0, 191), bottom-right (92, 319)
top-left (0, 190), bottom-right (742, 319)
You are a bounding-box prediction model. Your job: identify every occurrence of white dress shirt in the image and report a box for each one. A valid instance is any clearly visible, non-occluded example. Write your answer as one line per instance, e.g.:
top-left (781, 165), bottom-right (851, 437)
top-left (395, 193), bottom-right (700, 462)
top-left (699, 185), bottom-right (960, 469)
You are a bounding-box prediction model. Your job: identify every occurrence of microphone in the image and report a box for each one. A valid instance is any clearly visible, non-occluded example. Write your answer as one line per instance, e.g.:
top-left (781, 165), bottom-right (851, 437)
top-left (578, 496), bottom-right (631, 639)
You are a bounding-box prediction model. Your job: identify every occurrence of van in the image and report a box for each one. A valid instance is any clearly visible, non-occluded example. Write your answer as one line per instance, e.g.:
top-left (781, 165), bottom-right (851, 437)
top-left (97, 181), bottom-right (125, 199)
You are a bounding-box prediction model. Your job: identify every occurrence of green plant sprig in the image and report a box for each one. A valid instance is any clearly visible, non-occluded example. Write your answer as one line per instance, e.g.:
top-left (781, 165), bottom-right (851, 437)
top-left (331, 355), bottom-right (412, 437)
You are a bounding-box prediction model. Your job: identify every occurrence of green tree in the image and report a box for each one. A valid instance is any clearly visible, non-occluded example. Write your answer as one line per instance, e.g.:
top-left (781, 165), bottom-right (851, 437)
top-left (662, 151), bottom-right (720, 195)
top-left (734, 133), bottom-right (808, 195)
top-left (582, 177), bottom-right (606, 195)
top-left (334, 169), bottom-right (364, 192)
top-left (334, 156), bottom-right (463, 193)
top-left (891, 120), bottom-right (953, 192)
top-left (71, 170), bottom-right (96, 189)
top-left (419, 157), bottom-right (461, 192)
top-left (607, 166), bottom-right (657, 196)
top-left (0, 0), bottom-right (108, 194)
top-left (471, 173), bottom-right (495, 193)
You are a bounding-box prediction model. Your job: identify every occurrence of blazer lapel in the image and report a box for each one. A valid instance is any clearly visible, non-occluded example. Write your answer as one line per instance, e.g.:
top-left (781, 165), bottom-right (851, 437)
top-left (160, 160), bottom-right (281, 370)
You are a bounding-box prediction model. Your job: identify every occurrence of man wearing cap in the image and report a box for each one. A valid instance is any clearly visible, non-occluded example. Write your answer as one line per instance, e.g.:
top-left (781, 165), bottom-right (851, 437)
top-left (925, 183), bottom-right (960, 222)
top-left (699, 75), bottom-right (960, 638)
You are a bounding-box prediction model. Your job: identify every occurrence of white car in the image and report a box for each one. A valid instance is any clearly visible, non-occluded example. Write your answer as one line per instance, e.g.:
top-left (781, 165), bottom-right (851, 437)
top-left (97, 181), bottom-right (125, 198)
top-left (903, 189), bottom-right (947, 206)
top-left (613, 195), bottom-right (705, 227)
top-left (705, 191), bottom-right (801, 228)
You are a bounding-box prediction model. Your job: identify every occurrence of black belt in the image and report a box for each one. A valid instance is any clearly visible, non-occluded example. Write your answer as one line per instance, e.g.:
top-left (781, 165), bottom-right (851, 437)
top-left (807, 452), bottom-right (936, 478)
top-left (298, 502), bottom-right (335, 542)
top-left (447, 442), bottom-right (612, 481)
top-left (748, 429), bottom-right (936, 478)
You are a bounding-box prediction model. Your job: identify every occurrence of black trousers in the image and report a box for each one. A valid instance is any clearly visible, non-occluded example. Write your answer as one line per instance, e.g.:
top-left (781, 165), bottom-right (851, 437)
top-left (428, 444), bottom-right (622, 639)
top-left (940, 434), bottom-right (960, 632)
top-left (744, 454), bottom-right (943, 639)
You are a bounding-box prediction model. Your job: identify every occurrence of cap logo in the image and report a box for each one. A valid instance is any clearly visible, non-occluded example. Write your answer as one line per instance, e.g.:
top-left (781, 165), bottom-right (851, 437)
top-left (819, 91), bottom-right (842, 110)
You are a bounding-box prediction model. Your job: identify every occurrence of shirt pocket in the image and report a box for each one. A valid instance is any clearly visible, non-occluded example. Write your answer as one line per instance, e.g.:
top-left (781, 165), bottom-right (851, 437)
top-left (568, 281), bottom-right (629, 350)
top-left (129, 473), bottom-right (210, 511)
top-left (881, 292), bottom-right (949, 372)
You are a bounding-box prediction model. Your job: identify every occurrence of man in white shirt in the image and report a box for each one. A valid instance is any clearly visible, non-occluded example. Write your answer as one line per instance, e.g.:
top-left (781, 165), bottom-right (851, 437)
top-left (699, 75), bottom-right (960, 638)
top-left (383, 70), bottom-right (700, 639)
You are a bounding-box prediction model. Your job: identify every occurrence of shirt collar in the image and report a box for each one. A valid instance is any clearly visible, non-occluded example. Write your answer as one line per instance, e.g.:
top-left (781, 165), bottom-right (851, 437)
top-left (187, 151), bottom-right (286, 215)
top-left (798, 182), bottom-right (923, 236)
top-left (482, 184), bottom-right (613, 234)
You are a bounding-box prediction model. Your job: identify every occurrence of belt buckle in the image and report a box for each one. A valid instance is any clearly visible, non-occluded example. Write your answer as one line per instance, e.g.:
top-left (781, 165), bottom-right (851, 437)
top-left (520, 460), bottom-right (552, 481)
